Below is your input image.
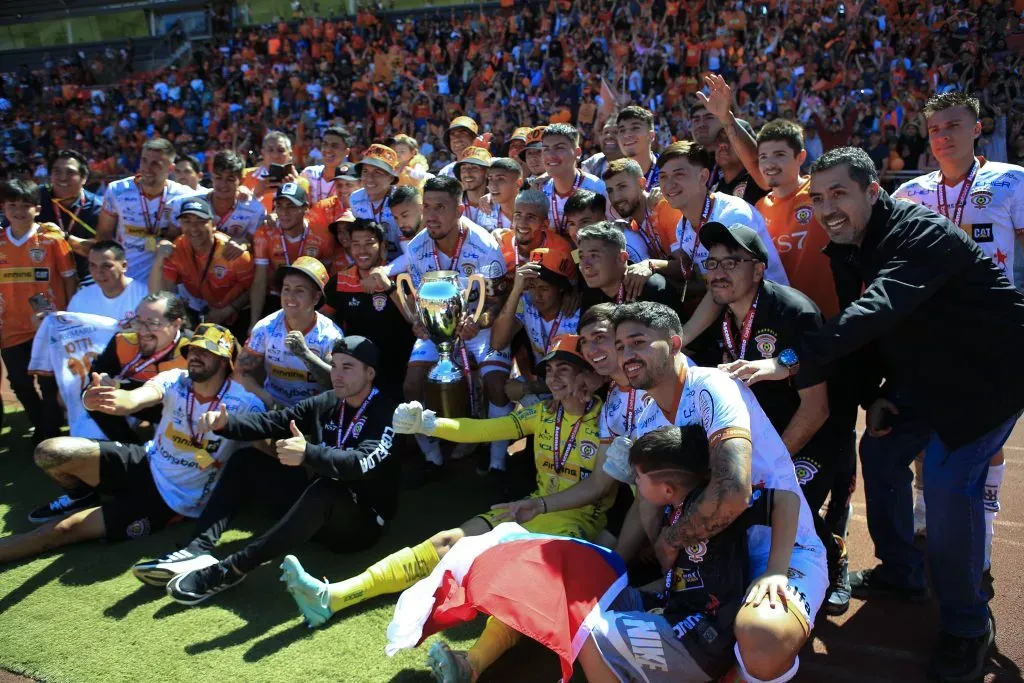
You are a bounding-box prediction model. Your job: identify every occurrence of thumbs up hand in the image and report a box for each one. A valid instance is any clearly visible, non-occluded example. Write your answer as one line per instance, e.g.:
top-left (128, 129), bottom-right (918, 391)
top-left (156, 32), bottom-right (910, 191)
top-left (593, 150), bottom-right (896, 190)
top-left (275, 419), bottom-right (308, 466)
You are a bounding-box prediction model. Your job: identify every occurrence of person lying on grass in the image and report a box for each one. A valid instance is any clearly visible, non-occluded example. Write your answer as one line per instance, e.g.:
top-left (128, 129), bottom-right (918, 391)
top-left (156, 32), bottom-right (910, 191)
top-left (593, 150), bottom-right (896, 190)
top-left (279, 333), bottom-right (620, 683)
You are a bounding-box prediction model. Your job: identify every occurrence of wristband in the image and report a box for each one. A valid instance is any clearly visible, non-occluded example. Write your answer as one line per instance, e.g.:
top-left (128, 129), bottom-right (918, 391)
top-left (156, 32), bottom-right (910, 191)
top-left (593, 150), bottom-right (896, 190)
top-left (540, 497), bottom-right (548, 513)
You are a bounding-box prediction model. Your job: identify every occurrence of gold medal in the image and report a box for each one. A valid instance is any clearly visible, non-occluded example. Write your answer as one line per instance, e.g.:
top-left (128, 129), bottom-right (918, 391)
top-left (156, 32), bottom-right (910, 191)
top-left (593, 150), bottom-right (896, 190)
top-left (144, 236), bottom-right (157, 252)
top-left (194, 450), bottom-right (213, 470)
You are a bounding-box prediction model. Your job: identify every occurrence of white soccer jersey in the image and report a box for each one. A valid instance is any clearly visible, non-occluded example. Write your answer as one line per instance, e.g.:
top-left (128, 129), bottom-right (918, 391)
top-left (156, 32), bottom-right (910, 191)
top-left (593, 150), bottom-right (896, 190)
top-left (301, 164), bottom-right (337, 204)
top-left (28, 312), bottom-right (120, 439)
top-left (168, 189), bottom-right (266, 243)
top-left (515, 296), bottom-right (580, 364)
top-left (624, 227), bottom-right (650, 264)
top-left (146, 369), bottom-right (264, 517)
top-left (101, 176), bottom-right (201, 280)
top-left (349, 188), bottom-right (403, 262)
top-left (406, 221), bottom-right (507, 303)
top-left (631, 364), bottom-right (822, 560)
top-left (671, 191), bottom-right (790, 286)
top-left (67, 278), bottom-right (148, 328)
top-left (439, 161), bottom-right (457, 178)
top-left (246, 310), bottom-right (344, 407)
top-left (893, 161), bottom-right (1024, 285)
top-left (542, 171), bottom-right (607, 234)
top-left (462, 202), bottom-right (499, 232)
top-left (598, 382), bottom-right (649, 444)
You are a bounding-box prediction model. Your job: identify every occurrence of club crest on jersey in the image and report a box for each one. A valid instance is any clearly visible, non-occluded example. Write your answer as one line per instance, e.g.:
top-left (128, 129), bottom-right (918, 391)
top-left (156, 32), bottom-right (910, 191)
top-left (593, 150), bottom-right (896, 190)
top-left (794, 206), bottom-right (813, 225)
top-left (685, 541), bottom-right (708, 564)
top-left (793, 459), bottom-right (819, 485)
top-left (303, 247), bottom-right (317, 257)
top-left (352, 418), bottom-right (366, 438)
top-left (460, 263), bottom-right (476, 276)
top-left (579, 440), bottom-right (598, 461)
top-left (28, 247), bottom-right (45, 264)
top-left (970, 190), bottom-right (993, 208)
top-left (754, 332), bottom-right (777, 358)
top-left (213, 265), bottom-right (227, 279)
top-left (372, 294), bottom-right (388, 311)
top-left (125, 517), bottom-right (151, 538)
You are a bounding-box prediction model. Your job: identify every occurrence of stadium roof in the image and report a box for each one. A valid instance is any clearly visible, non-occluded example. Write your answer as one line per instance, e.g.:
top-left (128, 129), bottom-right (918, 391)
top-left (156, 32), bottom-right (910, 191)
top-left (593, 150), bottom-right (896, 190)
top-left (2, 0), bottom-right (201, 22)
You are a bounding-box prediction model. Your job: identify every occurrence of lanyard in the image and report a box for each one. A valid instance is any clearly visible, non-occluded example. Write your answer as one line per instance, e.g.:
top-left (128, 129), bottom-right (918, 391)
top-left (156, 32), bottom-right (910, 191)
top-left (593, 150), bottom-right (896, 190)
top-left (681, 193), bottom-right (715, 303)
top-left (616, 280), bottom-right (625, 304)
top-left (636, 207), bottom-right (663, 258)
top-left (135, 179), bottom-right (167, 235)
top-left (279, 225), bottom-right (309, 266)
top-left (645, 158), bottom-right (660, 188)
top-left (193, 238), bottom-right (219, 291)
top-left (552, 398), bottom-right (595, 473)
top-left (115, 339), bottom-right (177, 382)
top-left (214, 199), bottom-right (237, 232)
top-left (370, 195), bottom-right (388, 224)
top-left (624, 387), bottom-right (637, 434)
top-left (662, 503), bottom-right (686, 599)
top-left (936, 158), bottom-right (979, 227)
top-left (458, 341), bottom-right (477, 416)
top-left (336, 388), bottom-right (378, 449)
top-left (721, 288), bottom-right (760, 362)
top-left (53, 194), bottom-right (93, 236)
top-left (186, 378), bottom-right (232, 446)
top-left (550, 171), bottom-right (584, 235)
top-left (432, 226), bottom-right (468, 273)
top-left (542, 309), bottom-right (565, 353)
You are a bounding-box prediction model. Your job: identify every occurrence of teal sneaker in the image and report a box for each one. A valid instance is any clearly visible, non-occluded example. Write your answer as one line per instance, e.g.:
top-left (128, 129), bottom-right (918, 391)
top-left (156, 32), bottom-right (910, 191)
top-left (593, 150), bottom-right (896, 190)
top-left (279, 555), bottom-right (333, 628)
top-left (427, 641), bottom-right (476, 683)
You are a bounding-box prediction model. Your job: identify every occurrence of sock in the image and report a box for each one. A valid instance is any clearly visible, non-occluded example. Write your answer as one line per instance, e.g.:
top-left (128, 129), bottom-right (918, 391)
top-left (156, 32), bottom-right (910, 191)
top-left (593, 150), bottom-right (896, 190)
top-left (415, 434), bottom-right (443, 466)
top-left (487, 402), bottom-right (513, 471)
top-left (327, 539), bottom-right (440, 613)
top-left (913, 485), bottom-right (926, 532)
top-left (984, 463), bottom-right (1004, 571)
top-left (467, 617), bottom-right (521, 676)
top-left (734, 642), bottom-right (799, 683)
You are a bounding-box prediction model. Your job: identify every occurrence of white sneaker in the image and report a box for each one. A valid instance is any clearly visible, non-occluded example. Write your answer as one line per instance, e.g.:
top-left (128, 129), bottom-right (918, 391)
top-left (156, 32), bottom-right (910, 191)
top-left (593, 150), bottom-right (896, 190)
top-left (132, 549), bottom-right (219, 587)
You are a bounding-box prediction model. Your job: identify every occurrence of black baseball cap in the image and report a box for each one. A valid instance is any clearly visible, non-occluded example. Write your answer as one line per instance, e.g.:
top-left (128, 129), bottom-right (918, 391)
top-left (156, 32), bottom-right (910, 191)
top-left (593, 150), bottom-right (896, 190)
top-left (699, 222), bottom-right (770, 263)
top-left (177, 198), bottom-right (214, 220)
top-left (332, 335), bottom-right (380, 369)
top-left (276, 182), bottom-right (310, 206)
top-left (333, 162), bottom-right (358, 181)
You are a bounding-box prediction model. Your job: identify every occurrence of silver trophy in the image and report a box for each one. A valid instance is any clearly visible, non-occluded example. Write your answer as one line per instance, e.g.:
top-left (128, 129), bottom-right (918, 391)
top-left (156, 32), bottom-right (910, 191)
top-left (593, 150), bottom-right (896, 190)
top-left (396, 270), bottom-right (486, 418)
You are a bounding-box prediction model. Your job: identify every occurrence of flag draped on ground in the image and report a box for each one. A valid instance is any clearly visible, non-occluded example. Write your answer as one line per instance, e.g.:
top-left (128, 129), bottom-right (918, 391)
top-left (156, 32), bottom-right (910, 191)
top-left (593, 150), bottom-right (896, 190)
top-left (385, 523), bottom-right (629, 681)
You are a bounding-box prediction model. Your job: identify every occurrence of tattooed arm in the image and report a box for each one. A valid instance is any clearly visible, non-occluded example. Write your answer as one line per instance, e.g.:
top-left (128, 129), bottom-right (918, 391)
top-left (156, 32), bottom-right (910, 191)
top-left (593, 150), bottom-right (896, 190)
top-left (654, 434), bottom-right (753, 569)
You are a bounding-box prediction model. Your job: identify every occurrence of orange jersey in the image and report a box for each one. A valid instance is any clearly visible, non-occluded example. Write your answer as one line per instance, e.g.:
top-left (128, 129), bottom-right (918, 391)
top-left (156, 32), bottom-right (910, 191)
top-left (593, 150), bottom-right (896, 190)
top-left (757, 178), bottom-right (839, 318)
top-left (242, 168), bottom-right (312, 212)
top-left (307, 195), bottom-right (348, 234)
top-left (499, 228), bottom-right (574, 270)
top-left (253, 221), bottom-right (335, 293)
top-left (650, 199), bottom-right (683, 256)
top-left (0, 223), bottom-right (76, 348)
top-left (162, 232), bottom-right (255, 311)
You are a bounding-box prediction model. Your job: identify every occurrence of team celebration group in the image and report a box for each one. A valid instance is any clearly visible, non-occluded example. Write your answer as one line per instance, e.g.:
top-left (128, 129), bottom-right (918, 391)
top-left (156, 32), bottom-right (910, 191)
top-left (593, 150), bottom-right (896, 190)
top-left (1, 64), bottom-right (1023, 683)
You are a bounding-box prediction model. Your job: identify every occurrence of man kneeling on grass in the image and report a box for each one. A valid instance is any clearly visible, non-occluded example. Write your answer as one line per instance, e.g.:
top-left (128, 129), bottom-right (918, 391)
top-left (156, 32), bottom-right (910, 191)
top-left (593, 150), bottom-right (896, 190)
top-left (0, 324), bottom-right (264, 565)
top-left (279, 334), bottom-right (620, 683)
top-left (576, 425), bottom-right (800, 683)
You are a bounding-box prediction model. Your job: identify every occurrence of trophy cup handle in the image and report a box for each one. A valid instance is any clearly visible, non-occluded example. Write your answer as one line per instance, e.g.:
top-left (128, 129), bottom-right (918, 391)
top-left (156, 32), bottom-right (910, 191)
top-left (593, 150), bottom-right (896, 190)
top-left (395, 273), bottom-right (417, 322)
top-left (465, 273), bottom-right (487, 323)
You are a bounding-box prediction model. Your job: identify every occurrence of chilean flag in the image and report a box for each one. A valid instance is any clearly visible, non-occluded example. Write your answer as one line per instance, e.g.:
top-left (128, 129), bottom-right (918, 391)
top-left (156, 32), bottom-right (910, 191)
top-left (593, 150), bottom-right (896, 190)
top-left (385, 523), bottom-right (629, 681)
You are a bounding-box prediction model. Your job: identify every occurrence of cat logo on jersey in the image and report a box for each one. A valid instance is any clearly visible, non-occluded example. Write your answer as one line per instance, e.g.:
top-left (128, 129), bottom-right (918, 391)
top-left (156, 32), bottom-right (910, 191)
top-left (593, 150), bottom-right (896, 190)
top-left (303, 247), bottom-right (318, 257)
top-left (793, 459), bottom-right (820, 485)
top-left (685, 541), bottom-right (708, 564)
top-left (754, 332), bottom-right (777, 358)
top-left (970, 190), bottom-right (993, 208)
top-left (794, 206), bottom-right (813, 225)
top-left (372, 294), bottom-right (387, 311)
top-left (460, 263), bottom-right (476, 276)
top-left (213, 265), bottom-right (228, 279)
top-left (579, 440), bottom-right (598, 461)
top-left (28, 248), bottom-right (45, 264)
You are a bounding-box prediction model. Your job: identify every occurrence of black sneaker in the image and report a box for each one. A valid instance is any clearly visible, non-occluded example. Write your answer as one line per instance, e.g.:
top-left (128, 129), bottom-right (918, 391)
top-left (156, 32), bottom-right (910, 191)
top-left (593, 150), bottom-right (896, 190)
top-left (27, 491), bottom-right (98, 524)
top-left (132, 549), bottom-right (218, 587)
top-left (849, 566), bottom-right (930, 603)
top-left (166, 562), bottom-right (245, 605)
top-left (824, 536), bottom-right (851, 616)
top-left (929, 615), bottom-right (994, 683)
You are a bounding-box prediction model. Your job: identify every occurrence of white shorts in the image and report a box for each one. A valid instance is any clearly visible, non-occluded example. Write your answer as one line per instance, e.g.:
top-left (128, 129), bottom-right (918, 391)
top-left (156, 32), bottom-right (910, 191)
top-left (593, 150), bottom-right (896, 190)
top-left (409, 327), bottom-right (511, 376)
top-left (750, 542), bottom-right (827, 629)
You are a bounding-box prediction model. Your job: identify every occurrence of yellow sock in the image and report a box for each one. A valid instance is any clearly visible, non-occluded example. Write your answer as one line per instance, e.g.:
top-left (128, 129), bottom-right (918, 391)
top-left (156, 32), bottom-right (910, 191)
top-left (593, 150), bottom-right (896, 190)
top-left (328, 540), bottom-right (440, 612)
top-left (466, 617), bottom-right (521, 676)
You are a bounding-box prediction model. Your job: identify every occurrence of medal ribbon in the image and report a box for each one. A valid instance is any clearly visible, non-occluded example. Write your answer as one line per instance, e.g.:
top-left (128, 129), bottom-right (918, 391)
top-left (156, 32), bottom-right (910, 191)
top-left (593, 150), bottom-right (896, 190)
top-left (336, 388), bottom-right (379, 449)
top-left (115, 339), bottom-right (177, 382)
top-left (721, 287), bottom-right (760, 362)
top-left (53, 193), bottom-right (94, 235)
top-left (186, 378), bottom-right (232, 446)
top-left (543, 309), bottom-right (565, 353)
top-left (662, 503), bottom-right (686, 599)
top-left (550, 171), bottom-right (584, 235)
top-left (936, 158), bottom-right (979, 227)
top-left (432, 226), bottom-right (468, 273)
top-left (279, 224), bottom-right (309, 266)
top-left (552, 398), bottom-right (595, 473)
top-left (135, 179), bottom-right (167, 236)
top-left (624, 387), bottom-right (637, 434)
top-left (680, 193), bottom-right (715, 303)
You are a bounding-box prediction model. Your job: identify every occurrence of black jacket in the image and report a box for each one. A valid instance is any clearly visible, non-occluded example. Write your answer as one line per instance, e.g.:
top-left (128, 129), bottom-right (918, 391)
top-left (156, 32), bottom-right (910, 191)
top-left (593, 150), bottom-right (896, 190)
top-left (217, 388), bottom-right (400, 520)
top-left (799, 191), bottom-right (1024, 448)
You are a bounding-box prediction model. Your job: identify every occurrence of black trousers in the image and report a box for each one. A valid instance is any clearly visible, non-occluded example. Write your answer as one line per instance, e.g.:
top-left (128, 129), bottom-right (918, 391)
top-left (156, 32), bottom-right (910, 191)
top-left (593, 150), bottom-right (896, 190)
top-left (4, 340), bottom-right (62, 440)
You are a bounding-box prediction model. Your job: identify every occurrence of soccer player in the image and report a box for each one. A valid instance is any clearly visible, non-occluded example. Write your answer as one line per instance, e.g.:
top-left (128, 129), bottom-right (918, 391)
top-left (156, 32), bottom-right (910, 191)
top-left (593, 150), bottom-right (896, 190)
top-left (562, 189), bottom-right (609, 245)
top-left (3, 324), bottom-right (263, 564)
top-left (581, 117), bottom-right (624, 179)
top-left (497, 190), bottom-right (573, 270)
top-left (301, 126), bottom-right (351, 204)
top-left (184, 150), bottom-right (267, 251)
top-left (348, 143), bottom-right (404, 262)
top-left (438, 116), bottom-right (481, 178)
top-left (173, 155), bottom-right (203, 191)
top-left (96, 138), bottom-right (200, 281)
top-left (615, 105), bottom-right (661, 189)
top-left (577, 222), bottom-right (679, 312)
top-left (609, 301), bottom-right (826, 683)
top-left (603, 158), bottom-right (678, 263)
top-left (541, 124), bottom-right (606, 238)
top-left (485, 157), bottom-right (523, 234)
top-left (307, 162), bottom-right (360, 237)
top-left (242, 130), bottom-right (311, 212)
top-left (453, 146), bottom-right (497, 231)
top-left (0, 179), bottom-right (78, 443)
top-left (36, 149), bottom-right (102, 285)
top-left (237, 256), bottom-right (344, 410)
top-left (250, 183), bottom-right (334, 324)
top-left (151, 198), bottom-right (254, 332)
top-left (67, 241), bottom-right (148, 326)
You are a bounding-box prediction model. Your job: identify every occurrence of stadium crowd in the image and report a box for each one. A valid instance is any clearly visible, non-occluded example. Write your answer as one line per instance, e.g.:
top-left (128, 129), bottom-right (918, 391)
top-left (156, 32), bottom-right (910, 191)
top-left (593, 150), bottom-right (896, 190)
top-left (0, 1), bottom-right (1023, 682)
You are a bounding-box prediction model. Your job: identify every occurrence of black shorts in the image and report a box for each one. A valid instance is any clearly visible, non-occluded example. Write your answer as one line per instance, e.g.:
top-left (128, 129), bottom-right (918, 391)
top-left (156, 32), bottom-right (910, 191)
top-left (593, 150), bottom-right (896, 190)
top-left (98, 441), bottom-right (183, 541)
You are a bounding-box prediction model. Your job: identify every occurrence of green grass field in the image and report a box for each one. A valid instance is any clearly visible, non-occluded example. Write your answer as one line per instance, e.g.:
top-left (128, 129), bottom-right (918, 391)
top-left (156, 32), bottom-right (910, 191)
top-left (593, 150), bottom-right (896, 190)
top-left (0, 411), bottom-right (562, 683)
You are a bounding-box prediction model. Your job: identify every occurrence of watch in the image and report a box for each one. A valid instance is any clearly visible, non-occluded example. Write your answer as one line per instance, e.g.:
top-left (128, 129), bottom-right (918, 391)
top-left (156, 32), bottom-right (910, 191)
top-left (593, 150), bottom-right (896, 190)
top-left (778, 348), bottom-right (800, 375)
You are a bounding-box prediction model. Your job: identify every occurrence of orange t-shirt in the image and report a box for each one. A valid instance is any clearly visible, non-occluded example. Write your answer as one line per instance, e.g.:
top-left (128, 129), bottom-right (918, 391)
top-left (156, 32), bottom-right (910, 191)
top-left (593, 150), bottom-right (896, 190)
top-left (650, 200), bottom-right (683, 256)
top-left (307, 195), bottom-right (349, 235)
top-left (499, 228), bottom-right (574, 270)
top-left (0, 223), bottom-right (76, 348)
top-left (252, 221), bottom-right (335, 294)
top-left (756, 178), bottom-right (839, 318)
top-left (162, 232), bottom-right (254, 311)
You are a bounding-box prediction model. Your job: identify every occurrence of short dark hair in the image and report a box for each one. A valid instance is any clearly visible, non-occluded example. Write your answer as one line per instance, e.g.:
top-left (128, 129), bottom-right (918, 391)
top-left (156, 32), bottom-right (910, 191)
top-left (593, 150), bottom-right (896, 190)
top-left (603, 158), bottom-right (643, 181)
top-left (923, 91), bottom-right (980, 120)
top-left (323, 126), bottom-right (351, 145)
top-left (656, 140), bottom-right (714, 171)
top-left (1, 179), bottom-right (40, 204)
top-left (543, 123), bottom-right (581, 147)
top-left (141, 291), bottom-right (188, 325)
top-left (756, 119), bottom-right (804, 156)
top-left (347, 218), bottom-right (385, 242)
top-left (808, 147), bottom-right (879, 190)
top-left (577, 220), bottom-right (627, 251)
top-left (90, 239), bottom-right (126, 260)
top-left (50, 149), bottom-right (89, 178)
top-left (175, 155), bottom-right (201, 173)
top-left (630, 425), bottom-right (710, 482)
top-left (611, 301), bottom-right (683, 336)
top-left (212, 150), bottom-right (245, 178)
top-left (489, 157), bottom-right (523, 178)
top-left (564, 189), bottom-right (606, 216)
top-left (617, 105), bottom-right (654, 129)
top-left (389, 184), bottom-right (421, 208)
top-left (423, 175), bottom-right (463, 204)
top-left (579, 302), bottom-right (616, 330)
top-left (142, 138), bottom-right (177, 160)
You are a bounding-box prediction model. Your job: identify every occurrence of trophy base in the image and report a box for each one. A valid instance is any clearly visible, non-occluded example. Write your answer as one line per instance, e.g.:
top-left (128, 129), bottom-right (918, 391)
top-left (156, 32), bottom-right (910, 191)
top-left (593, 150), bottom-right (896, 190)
top-left (425, 379), bottom-right (471, 419)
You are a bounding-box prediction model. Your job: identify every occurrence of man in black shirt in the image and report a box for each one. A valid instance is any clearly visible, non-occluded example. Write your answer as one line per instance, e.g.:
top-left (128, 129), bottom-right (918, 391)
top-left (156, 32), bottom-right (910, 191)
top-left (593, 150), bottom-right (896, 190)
top-left (35, 150), bottom-right (102, 285)
top-left (133, 336), bottom-right (398, 605)
top-left (712, 126), bottom-right (768, 207)
top-left (577, 221), bottom-right (680, 315)
top-left (702, 222), bottom-right (849, 615)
